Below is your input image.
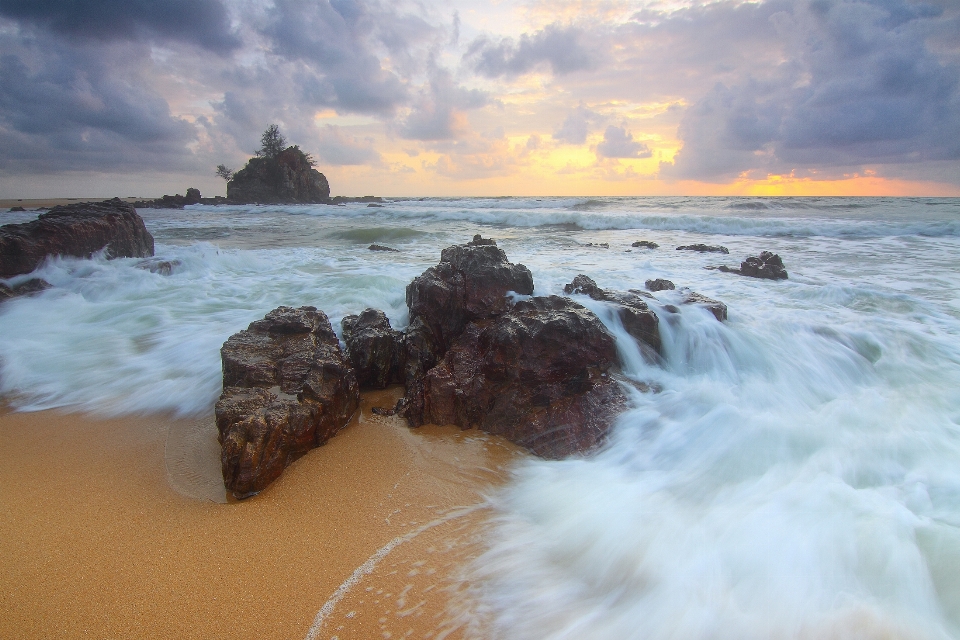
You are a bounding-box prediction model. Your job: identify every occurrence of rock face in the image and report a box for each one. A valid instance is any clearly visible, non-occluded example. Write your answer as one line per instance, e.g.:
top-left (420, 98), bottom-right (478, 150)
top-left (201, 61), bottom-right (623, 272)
top-left (405, 236), bottom-right (534, 360)
top-left (407, 296), bottom-right (627, 458)
top-left (677, 244), bottom-right (729, 254)
top-left (227, 147), bottom-right (330, 204)
top-left (0, 198), bottom-right (155, 278)
top-left (563, 274), bottom-right (661, 355)
top-left (215, 306), bottom-right (359, 499)
top-left (341, 309), bottom-right (404, 390)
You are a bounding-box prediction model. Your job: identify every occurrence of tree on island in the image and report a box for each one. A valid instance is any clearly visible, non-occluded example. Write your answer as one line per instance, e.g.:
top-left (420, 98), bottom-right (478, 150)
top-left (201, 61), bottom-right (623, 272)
top-left (218, 124), bottom-right (329, 204)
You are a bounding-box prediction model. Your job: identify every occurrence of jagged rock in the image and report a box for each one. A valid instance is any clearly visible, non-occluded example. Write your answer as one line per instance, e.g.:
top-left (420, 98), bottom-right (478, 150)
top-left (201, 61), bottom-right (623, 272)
top-left (645, 278), bottom-right (675, 292)
top-left (368, 244), bottom-right (399, 252)
top-left (0, 198), bottom-right (154, 278)
top-left (215, 306), bottom-right (359, 499)
top-left (227, 147), bottom-right (330, 204)
top-left (563, 274), bottom-right (661, 355)
top-left (740, 251), bottom-right (788, 280)
top-left (0, 278), bottom-right (51, 303)
top-left (406, 296), bottom-right (627, 458)
top-left (676, 244), bottom-right (729, 254)
top-left (468, 234), bottom-right (496, 246)
top-left (341, 309), bottom-right (403, 390)
top-left (405, 238), bottom-right (534, 358)
top-left (681, 290), bottom-right (728, 321)
top-left (632, 240), bottom-right (659, 249)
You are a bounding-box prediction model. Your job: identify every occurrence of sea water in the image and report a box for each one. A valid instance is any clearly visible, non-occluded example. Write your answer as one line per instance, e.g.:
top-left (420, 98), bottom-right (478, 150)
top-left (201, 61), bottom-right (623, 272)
top-left (2, 196), bottom-right (960, 638)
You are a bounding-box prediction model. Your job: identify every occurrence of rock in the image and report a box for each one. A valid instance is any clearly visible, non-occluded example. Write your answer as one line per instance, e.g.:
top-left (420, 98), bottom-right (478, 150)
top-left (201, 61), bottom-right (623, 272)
top-left (215, 306), bottom-right (359, 499)
top-left (632, 240), bottom-right (659, 249)
top-left (468, 234), bottom-right (496, 246)
top-left (710, 251), bottom-right (788, 281)
top-left (9, 206), bottom-right (25, 212)
top-left (681, 290), bottom-right (728, 321)
top-left (563, 274), bottom-right (661, 354)
top-left (227, 147), bottom-right (330, 204)
top-left (136, 258), bottom-right (181, 275)
top-left (405, 239), bottom-right (534, 357)
top-left (406, 296), bottom-right (627, 458)
top-left (586, 242), bottom-right (610, 248)
top-left (676, 244), bottom-right (729, 254)
top-left (740, 251), bottom-right (788, 280)
top-left (366, 203), bottom-right (383, 208)
top-left (368, 244), bottom-right (399, 252)
top-left (0, 198), bottom-right (154, 278)
top-left (341, 309), bottom-right (403, 390)
top-left (645, 278), bottom-right (675, 292)
top-left (0, 277), bottom-right (51, 303)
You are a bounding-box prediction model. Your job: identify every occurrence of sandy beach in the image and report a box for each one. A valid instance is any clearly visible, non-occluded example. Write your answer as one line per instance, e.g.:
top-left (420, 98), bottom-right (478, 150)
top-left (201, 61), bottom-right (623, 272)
top-left (0, 388), bottom-right (521, 639)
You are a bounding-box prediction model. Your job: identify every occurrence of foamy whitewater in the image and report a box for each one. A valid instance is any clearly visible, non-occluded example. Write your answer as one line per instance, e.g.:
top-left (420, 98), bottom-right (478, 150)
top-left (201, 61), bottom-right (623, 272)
top-left (2, 196), bottom-right (960, 638)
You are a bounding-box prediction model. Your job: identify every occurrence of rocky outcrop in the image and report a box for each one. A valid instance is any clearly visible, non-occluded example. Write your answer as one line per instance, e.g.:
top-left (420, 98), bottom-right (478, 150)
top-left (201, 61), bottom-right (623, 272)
top-left (341, 309), bottom-right (404, 390)
top-left (406, 296), bottom-right (627, 458)
top-left (632, 240), bottom-right (659, 249)
top-left (405, 236), bottom-right (534, 360)
top-left (133, 188), bottom-right (205, 209)
top-left (0, 198), bottom-right (154, 278)
top-left (681, 291), bottom-right (728, 321)
top-left (645, 278), bottom-right (675, 292)
top-left (714, 251), bottom-right (788, 280)
top-left (677, 244), bottom-right (729, 254)
top-left (563, 274), bottom-right (661, 355)
top-left (215, 306), bottom-right (359, 499)
top-left (227, 147), bottom-right (330, 204)
top-left (368, 244), bottom-right (398, 252)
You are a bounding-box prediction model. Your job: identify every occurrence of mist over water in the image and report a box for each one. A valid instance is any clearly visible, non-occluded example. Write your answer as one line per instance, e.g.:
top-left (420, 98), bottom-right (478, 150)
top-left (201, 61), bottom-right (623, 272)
top-left (2, 196), bottom-right (960, 637)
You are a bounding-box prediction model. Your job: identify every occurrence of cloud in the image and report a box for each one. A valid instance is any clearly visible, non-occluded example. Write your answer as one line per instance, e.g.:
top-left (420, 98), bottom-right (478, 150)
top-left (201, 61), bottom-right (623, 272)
top-left (316, 125), bottom-right (381, 165)
top-left (0, 42), bottom-right (196, 174)
top-left (552, 105), bottom-right (597, 144)
top-left (467, 23), bottom-right (597, 77)
top-left (0, 0), bottom-right (240, 53)
top-left (662, 0), bottom-right (960, 180)
top-left (596, 125), bottom-right (651, 159)
top-left (398, 70), bottom-right (487, 140)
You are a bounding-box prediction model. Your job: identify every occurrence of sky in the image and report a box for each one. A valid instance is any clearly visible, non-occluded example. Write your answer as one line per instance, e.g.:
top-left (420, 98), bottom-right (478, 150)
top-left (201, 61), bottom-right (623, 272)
top-left (0, 0), bottom-right (958, 198)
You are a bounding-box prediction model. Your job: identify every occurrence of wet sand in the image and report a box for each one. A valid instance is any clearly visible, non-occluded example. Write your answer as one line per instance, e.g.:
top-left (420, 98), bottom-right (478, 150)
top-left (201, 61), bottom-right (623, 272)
top-left (0, 388), bottom-right (520, 639)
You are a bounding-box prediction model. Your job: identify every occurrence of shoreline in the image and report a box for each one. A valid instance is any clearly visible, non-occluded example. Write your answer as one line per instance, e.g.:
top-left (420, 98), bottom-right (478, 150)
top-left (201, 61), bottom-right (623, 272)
top-left (0, 388), bottom-right (520, 638)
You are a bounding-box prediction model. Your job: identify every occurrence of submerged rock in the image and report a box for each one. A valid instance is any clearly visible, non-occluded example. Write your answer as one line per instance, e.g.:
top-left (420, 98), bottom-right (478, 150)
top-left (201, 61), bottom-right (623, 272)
top-left (632, 240), bottom-right (659, 249)
top-left (215, 306), bottom-right (359, 499)
top-left (713, 251), bottom-right (788, 281)
top-left (681, 290), bottom-right (728, 321)
top-left (563, 274), bottom-right (661, 355)
top-left (0, 277), bottom-right (51, 303)
top-left (0, 198), bottom-right (154, 278)
top-left (407, 296), bottom-right (627, 458)
top-left (677, 244), bottom-right (729, 254)
top-left (368, 244), bottom-right (399, 252)
top-left (341, 309), bottom-right (404, 390)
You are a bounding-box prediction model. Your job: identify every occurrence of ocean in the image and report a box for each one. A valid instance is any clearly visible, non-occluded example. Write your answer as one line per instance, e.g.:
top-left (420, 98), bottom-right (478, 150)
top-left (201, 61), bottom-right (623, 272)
top-left (2, 196), bottom-right (960, 638)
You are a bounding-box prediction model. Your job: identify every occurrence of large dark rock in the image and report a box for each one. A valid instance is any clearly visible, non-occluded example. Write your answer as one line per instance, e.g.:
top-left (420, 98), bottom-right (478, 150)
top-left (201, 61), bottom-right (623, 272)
top-left (215, 306), bottom-right (359, 499)
top-left (405, 296), bottom-right (627, 458)
top-left (227, 147), bottom-right (330, 204)
top-left (645, 278), bottom-right (675, 292)
top-left (404, 236), bottom-right (534, 365)
top-left (681, 291), bottom-right (728, 321)
top-left (563, 274), bottom-right (661, 355)
top-left (0, 278), bottom-right (51, 303)
top-left (0, 198), bottom-right (154, 278)
top-left (739, 251), bottom-right (788, 280)
top-left (341, 309), bottom-right (404, 390)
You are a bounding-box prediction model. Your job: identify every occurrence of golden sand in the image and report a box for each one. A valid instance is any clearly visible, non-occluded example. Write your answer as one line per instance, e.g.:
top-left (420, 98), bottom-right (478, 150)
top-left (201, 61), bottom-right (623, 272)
top-left (0, 388), bottom-right (520, 639)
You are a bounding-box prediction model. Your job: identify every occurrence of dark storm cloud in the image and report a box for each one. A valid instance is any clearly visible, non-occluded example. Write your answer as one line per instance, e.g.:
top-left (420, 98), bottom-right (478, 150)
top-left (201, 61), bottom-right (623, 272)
top-left (0, 0), bottom-right (240, 53)
top-left (662, 0), bottom-right (960, 180)
top-left (0, 41), bottom-right (196, 174)
top-left (466, 23), bottom-right (596, 77)
top-left (596, 125), bottom-right (651, 159)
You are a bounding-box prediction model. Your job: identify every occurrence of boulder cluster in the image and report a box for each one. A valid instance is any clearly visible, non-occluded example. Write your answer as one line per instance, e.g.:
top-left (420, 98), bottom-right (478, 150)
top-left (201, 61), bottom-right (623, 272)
top-left (216, 234), bottom-right (733, 498)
